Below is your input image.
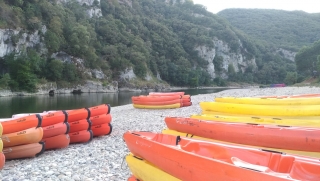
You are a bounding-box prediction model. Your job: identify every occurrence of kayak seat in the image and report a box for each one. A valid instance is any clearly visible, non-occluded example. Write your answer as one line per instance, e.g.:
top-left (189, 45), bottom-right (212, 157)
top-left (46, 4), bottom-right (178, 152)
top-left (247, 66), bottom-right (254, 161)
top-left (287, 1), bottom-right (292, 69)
top-left (267, 153), bottom-right (295, 173)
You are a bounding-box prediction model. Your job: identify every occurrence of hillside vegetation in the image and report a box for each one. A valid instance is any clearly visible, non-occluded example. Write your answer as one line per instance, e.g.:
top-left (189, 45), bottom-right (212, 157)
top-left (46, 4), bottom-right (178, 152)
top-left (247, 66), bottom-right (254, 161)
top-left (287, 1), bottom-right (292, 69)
top-left (0, 0), bottom-right (301, 92)
top-left (218, 9), bottom-right (320, 51)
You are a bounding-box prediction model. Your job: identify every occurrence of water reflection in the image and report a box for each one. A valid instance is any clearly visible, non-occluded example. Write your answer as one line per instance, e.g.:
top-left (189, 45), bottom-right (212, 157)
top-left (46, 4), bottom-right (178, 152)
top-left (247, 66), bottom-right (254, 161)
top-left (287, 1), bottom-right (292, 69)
top-left (0, 88), bottom-right (229, 118)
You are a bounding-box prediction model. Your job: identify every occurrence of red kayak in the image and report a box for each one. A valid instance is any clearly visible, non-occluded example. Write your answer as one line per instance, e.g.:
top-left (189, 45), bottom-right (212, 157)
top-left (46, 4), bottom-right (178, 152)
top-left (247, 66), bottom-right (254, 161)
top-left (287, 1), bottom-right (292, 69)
top-left (91, 123), bottom-right (112, 137)
top-left (165, 117), bottom-right (320, 152)
top-left (3, 142), bottom-right (45, 160)
top-left (90, 114), bottom-right (112, 126)
top-left (127, 175), bottom-right (139, 181)
top-left (69, 130), bottom-right (93, 144)
top-left (41, 111), bottom-right (67, 127)
top-left (42, 122), bottom-right (70, 139)
top-left (124, 131), bottom-right (320, 181)
top-left (0, 114), bottom-right (42, 134)
top-left (87, 104), bottom-right (111, 117)
top-left (0, 152), bottom-right (5, 170)
top-left (42, 134), bottom-right (70, 150)
top-left (69, 119), bottom-right (91, 133)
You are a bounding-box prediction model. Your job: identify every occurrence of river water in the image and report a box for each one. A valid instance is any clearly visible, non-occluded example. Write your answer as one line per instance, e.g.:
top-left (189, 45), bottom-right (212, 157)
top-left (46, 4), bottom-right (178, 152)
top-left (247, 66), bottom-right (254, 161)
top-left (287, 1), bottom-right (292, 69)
top-left (0, 88), bottom-right (229, 118)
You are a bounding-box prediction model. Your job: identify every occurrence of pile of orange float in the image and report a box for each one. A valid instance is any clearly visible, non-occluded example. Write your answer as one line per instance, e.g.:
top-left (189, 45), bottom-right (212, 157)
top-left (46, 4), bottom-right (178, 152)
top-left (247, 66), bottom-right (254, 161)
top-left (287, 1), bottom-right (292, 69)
top-left (0, 104), bottom-right (112, 170)
top-left (131, 92), bottom-right (192, 109)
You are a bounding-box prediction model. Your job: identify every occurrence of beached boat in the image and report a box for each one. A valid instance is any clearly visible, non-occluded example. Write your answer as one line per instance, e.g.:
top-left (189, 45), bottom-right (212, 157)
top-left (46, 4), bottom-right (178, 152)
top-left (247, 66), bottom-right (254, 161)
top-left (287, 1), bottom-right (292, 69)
top-left (123, 131), bottom-right (320, 181)
top-left (3, 127), bottom-right (43, 148)
top-left (91, 123), bottom-right (112, 137)
top-left (11, 111), bottom-right (67, 127)
top-left (191, 113), bottom-right (320, 128)
top-left (127, 175), bottom-right (139, 181)
top-left (69, 119), bottom-right (91, 133)
top-left (200, 101), bottom-right (320, 116)
top-left (162, 129), bottom-right (320, 158)
top-left (42, 122), bottom-right (70, 139)
top-left (148, 92), bottom-right (185, 96)
top-left (126, 153), bottom-right (180, 181)
top-left (132, 95), bottom-right (182, 103)
top-left (0, 114), bottom-right (42, 134)
top-left (0, 152), bottom-right (5, 170)
top-left (165, 117), bottom-right (320, 152)
top-left (69, 130), bottom-right (93, 144)
top-left (3, 142), bottom-right (45, 160)
top-left (42, 134), bottom-right (70, 150)
top-left (133, 103), bottom-right (181, 109)
top-left (132, 99), bottom-right (182, 106)
top-left (90, 114), bottom-right (112, 126)
top-left (260, 93), bottom-right (320, 98)
top-left (215, 96), bottom-right (320, 105)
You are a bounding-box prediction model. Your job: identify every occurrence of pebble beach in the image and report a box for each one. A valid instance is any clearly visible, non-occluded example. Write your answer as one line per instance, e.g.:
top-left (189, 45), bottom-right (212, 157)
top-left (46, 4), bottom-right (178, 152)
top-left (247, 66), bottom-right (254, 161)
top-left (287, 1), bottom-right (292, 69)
top-left (1, 86), bottom-right (320, 181)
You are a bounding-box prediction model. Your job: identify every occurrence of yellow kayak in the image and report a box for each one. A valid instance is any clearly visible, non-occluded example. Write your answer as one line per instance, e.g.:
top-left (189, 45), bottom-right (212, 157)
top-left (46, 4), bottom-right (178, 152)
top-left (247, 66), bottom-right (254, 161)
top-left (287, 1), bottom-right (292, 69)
top-left (162, 129), bottom-right (320, 158)
top-left (0, 124), bottom-right (2, 136)
top-left (201, 111), bottom-right (320, 120)
top-left (200, 101), bottom-right (320, 116)
top-left (191, 113), bottom-right (320, 128)
top-left (215, 96), bottom-right (320, 105)
top-left (133, 103), bottom-right (181, 109)
top-left (0, 140), bottom-right (2, 152)
top-left (126, 153), bottom-right (180, 181)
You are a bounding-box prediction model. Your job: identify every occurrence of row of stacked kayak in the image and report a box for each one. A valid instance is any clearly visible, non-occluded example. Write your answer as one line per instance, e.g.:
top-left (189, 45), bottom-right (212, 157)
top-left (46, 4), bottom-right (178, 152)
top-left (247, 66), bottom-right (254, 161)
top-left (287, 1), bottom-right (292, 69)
top-left (132, 92), bottom-right (192, 109)
top-left (124, 92), bottom-right (320, 181)
top-left (0, 103), bottom-right (112, 170)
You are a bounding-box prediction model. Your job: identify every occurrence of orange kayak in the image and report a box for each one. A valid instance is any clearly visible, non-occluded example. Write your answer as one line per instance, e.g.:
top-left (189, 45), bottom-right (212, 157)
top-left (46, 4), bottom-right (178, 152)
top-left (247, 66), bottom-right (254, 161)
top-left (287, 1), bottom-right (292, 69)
top-left (165, 117), bottom-right (320, 152)
top-left (128, 175), bottom-right (139, 181)
top-left (148, 92), bottom-right (185, 96)
top-left (41, 111), bottom-right (67, 127)
top-left (42, 134), bottom-right (70, 150)
top-left (42, 122), bottom-right (70, 139)
top-left (124, 131), bottom-right (320, 181)
top-left (132, 99), bottom-right (182, 105)
top-left (0, 114), bottom-right (42, 134)
top-left (0, 152), bottom-right (5, 170)
top-left (65, 108), bottom-right (89, 123)
top-left (182, 102), bottom-right (192, 107)
top-left (90, 114), bottom-right (112, 126)
top-left (91, 123), bottom-right (112, 137)
top-left (69, 130), bottom-right (93, 144)
top-left (3, 127), bottom-right (43, 148)
top-left (69, 119), bottom-right (91, 133)
top-left (132, 95), bottom-right (182, 102)
top-left (87, 104), bottom-right (111, 117)
top-left (3, 142), bottom-right (45, 160)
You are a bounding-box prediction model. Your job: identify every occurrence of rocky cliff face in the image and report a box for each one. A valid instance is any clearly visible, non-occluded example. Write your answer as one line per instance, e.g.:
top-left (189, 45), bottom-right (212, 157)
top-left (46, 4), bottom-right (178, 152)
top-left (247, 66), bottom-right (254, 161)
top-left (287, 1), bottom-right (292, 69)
top-left (0, 26), bottom-right (47, 58)
top-left (195, 38), bottom-right (257, 79)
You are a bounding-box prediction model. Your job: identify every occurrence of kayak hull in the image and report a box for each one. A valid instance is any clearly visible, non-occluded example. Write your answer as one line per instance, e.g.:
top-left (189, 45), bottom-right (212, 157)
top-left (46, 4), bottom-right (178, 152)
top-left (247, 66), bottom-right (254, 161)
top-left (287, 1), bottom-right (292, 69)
top-left (69, 130), bottom-right (93, 144)
top-left (42, 122), bottom-right (70, 139)
top-left (3, 127), bottom-right (43, 148)
top-left (4, 142), bottom-right (45, 160)
top-left (91, 123), bottom-right (112, 137)
top-left (90, 114), bottom-right (112, 126)
top-left (42, 134), bottom-right (70, 150)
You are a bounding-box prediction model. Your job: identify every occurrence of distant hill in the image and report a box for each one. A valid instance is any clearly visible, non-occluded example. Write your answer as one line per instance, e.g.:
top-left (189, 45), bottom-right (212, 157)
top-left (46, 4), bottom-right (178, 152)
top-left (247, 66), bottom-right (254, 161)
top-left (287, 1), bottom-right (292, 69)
top-left (218, 9), bottom-right (320, 51)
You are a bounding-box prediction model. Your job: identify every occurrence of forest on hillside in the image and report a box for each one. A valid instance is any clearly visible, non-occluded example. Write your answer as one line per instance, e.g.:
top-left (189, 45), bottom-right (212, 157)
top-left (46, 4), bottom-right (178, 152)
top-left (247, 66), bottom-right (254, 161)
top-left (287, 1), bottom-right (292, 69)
top-left (0, 0), bottom-right (306, 92)
top-left (218, 9), bottom-right (320, 51)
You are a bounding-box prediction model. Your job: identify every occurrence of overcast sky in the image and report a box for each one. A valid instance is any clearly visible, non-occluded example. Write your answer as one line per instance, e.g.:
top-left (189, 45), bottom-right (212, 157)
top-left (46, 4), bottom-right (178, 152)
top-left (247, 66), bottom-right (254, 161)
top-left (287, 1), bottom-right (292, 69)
top-left (192, 0), bottom-right (319, 14)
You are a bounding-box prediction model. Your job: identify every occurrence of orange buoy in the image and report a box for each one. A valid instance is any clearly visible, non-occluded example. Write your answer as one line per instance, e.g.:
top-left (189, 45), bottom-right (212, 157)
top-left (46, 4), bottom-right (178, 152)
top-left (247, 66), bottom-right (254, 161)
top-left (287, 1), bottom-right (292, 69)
top-left (91, 123), bottom-right (112, 137)
top-left (0, 152), bottom-right (5, 170)
top-left (3, 127), bottom-right (43, 148)
top-left (87, 104), bottom-right (111, 117)
top-left (65, 108), bottom-right (89, 123)
top-left (42, 122), bottom-right (70, 139)
top-left (41, 111), bottom-right (67, 127)
top-left (1, 114), bottom-right (42, 134)
top-left (3, 142), bottom-right (45, 160)
top-left (90, 114), bottom-right (112, 126)
top-left (69, 119), bottom-right (91, 133)
top-left (69, 130), bottom-right (93, 144)
top-left (42, 134), bottom-right (70, 150)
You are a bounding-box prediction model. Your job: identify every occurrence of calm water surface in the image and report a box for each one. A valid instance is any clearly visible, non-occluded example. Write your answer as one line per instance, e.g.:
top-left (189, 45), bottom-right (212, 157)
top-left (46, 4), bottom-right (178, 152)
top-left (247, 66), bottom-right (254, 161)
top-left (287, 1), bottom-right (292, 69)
top-left (0, 88), bottom-right (229, 118)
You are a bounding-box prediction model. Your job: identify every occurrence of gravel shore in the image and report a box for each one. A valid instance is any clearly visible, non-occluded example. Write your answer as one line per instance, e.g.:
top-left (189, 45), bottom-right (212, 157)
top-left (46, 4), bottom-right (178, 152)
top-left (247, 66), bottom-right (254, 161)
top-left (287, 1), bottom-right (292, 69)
top-left (1, 86), bottom-right (320, 181)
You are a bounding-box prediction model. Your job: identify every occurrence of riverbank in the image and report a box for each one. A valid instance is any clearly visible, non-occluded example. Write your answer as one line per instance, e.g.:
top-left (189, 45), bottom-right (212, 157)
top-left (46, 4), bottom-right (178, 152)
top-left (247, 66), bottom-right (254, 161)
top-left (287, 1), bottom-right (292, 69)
top-left (1, 86), bottom-right (319, 180)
